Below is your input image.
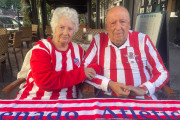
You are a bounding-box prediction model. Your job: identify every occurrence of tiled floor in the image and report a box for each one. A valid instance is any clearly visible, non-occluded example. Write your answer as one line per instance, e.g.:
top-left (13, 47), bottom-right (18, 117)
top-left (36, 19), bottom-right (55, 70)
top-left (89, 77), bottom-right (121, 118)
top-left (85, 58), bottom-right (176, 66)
top-left (0, 42), bottom-right (180, 100)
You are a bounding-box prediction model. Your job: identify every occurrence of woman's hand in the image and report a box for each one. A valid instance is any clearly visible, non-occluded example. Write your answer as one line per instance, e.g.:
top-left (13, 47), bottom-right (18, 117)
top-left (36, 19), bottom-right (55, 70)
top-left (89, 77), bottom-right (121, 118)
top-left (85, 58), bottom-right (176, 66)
top-left (84, 67), bottom-right (96, 80)
top-left (108, 81), bottom-right (130, 98)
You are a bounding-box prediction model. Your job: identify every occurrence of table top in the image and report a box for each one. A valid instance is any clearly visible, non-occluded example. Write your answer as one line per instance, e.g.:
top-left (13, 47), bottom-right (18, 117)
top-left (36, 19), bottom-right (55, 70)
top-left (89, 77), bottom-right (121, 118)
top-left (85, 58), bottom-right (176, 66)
top-left (0, 98), bottom-right (180, 119)
top-left (6, 28), bottom-right (19, 32)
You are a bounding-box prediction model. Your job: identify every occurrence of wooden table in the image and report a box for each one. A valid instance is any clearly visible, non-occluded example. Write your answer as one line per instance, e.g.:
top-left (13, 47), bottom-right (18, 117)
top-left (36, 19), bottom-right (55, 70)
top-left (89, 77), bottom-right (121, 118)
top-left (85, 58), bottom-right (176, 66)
top-left (6, 28), bottom-right (19, 33)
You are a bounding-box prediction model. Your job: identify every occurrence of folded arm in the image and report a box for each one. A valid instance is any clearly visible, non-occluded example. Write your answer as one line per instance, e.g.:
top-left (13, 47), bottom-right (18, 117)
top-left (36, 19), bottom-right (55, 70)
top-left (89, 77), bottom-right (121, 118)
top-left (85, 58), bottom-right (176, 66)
top-left (30, 49), bottom-right (87, 91)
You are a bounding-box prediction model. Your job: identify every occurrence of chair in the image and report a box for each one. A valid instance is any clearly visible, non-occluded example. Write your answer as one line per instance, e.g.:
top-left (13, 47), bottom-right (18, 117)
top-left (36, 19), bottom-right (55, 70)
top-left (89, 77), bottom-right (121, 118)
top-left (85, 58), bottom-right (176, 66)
top-left (72, 29), bottom-right (106, 44)
top-left (72, 28), bottom-right (83, 41)
top-left (1, 78), bottom-right (26, 99)
top-left (32, 24), bottom-right (39, 41)
top-left (19, 27), bottom-right (32, 48)
top-left (45, 25), bottom-right (52, 38)
top-left (0, 34), bottom-right (12, 82)
top-left (8, 31), bottom-right (23, 71)
top-left (87, 29), bottom-right (106, 37)
top-left (0, 28), bottom-right (7, 35)
top-left (1, 46), bottom-right (33, 99)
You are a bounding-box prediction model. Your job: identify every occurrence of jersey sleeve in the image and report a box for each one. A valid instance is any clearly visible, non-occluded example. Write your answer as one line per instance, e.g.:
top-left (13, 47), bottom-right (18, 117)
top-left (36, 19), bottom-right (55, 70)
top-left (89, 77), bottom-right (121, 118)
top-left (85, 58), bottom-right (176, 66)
top-left (82, 36), bottom-right (110, 91)
top-left (143, 35), bottom-right (169, 96)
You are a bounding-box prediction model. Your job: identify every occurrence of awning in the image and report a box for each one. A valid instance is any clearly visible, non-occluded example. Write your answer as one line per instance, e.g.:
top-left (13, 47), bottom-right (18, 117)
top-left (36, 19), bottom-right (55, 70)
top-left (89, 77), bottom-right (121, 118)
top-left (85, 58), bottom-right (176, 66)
top-left (46, 0), bottom-right (88, 14)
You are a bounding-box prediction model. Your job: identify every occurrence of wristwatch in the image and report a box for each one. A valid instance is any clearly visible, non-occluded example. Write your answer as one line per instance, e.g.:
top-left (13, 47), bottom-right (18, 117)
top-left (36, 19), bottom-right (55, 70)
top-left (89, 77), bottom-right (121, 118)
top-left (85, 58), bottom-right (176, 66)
top-left (139, 85), bottom-right (149, 95)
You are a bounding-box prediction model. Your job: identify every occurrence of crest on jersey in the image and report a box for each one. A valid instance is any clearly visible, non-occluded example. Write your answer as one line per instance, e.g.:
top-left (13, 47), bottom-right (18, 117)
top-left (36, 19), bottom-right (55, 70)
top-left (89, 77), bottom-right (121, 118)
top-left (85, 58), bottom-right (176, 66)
top-left (129, 52), bottom-right (134, 59)
top-left (124, 52), bottom-right (138, 59)
top-left (74, 58), bottom-right (80, 66)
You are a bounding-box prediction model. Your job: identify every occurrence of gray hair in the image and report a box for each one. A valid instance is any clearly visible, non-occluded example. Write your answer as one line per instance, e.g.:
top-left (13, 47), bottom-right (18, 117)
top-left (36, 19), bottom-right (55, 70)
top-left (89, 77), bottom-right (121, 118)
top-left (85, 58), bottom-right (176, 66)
top-left (50, 7), bottom-right (79, 35)
top-left (106, 6), bottom-right (130, 22)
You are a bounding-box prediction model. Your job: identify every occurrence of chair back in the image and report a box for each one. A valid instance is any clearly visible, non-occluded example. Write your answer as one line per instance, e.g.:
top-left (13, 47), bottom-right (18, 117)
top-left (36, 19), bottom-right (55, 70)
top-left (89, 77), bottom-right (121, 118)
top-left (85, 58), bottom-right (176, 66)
top-left (72, 28), bottom-right (83, 41)
top-left (87, 29), bottom-right (106, 37)
top-left (32, 24), bottom-right (38, 34)
top-left (12, 31), bottom-right (22, 48)
top-left (0, 34), bottom-right (9, 55)
top-left (0, 28), bottom-right (7, 35)
top-left (72, 28), bottom-right (106, 42)
top-left (19, 27), bottom-right (32, 39)
top-left (46, 25), bottom-right (52, 37)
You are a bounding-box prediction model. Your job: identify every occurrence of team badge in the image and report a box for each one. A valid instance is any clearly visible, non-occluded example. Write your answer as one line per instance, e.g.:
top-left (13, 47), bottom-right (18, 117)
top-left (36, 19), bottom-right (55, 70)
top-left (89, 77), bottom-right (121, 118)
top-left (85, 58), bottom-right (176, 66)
top-left (124, 52), bottom-right (138, 59)
top-left (129, 52), bottom-right (134, 59)
top-left (74, 58), bottom-right (80, 66)
top-left (124, 52), bottom-right (138, 63)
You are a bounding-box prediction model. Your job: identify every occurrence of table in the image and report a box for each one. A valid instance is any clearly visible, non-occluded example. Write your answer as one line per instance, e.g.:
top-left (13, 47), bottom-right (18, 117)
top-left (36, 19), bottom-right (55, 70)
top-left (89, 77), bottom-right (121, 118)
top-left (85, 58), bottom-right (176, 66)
top-left (6, 28), bottom-right (19, 42)
top-left (6, 28), bottom-right (19, 33)
top-left (0, 98), bottom-right (180, 119)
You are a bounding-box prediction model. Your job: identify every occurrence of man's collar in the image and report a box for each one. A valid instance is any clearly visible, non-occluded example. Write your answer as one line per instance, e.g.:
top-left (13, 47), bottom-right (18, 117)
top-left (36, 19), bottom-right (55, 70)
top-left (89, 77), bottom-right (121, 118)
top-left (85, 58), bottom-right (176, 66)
top-left (107, 33), bottom-right (130, 49)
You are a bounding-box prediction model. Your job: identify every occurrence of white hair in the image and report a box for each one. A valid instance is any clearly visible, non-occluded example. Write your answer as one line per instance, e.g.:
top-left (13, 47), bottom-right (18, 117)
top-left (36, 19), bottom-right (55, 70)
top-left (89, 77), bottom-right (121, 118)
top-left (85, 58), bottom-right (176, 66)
top-left (50, 7), bottom-right (79, 35)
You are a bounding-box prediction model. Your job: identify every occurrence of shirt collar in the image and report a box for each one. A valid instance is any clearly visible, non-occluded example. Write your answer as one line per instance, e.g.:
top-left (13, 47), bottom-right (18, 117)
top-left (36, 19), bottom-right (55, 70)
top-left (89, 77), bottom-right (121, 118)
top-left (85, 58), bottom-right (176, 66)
top-left (107, 33), bottom-right (130, 49)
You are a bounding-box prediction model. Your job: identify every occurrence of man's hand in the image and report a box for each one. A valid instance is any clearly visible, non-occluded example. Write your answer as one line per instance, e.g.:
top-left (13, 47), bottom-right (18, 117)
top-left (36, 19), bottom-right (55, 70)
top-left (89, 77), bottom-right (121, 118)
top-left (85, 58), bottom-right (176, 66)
top-left (108, 81), bottom-right (130, 97)
top-left (84, 67), bottom-right (96, 80)
top-left (127, 85), bottom-right (146, 96)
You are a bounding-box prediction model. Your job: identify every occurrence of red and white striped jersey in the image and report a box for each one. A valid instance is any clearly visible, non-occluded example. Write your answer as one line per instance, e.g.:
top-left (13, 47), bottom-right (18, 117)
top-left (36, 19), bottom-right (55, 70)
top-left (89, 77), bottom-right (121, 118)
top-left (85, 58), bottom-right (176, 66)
top-left (15, 38), bottom-right (86, 100)
top-left (82, 30), bottom-right (169, 100)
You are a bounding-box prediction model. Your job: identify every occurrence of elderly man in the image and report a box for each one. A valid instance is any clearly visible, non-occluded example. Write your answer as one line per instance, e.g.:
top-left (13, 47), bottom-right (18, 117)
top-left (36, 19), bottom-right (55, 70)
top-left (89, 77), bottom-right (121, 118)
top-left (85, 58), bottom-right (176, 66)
top-left (82, 6), bottom-right (169, 100)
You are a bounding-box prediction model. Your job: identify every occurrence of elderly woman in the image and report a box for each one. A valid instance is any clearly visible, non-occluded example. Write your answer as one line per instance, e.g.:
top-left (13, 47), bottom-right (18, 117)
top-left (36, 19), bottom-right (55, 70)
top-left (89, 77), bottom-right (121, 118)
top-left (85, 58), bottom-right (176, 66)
top-left (15, 7), bottom-right (100, 100)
